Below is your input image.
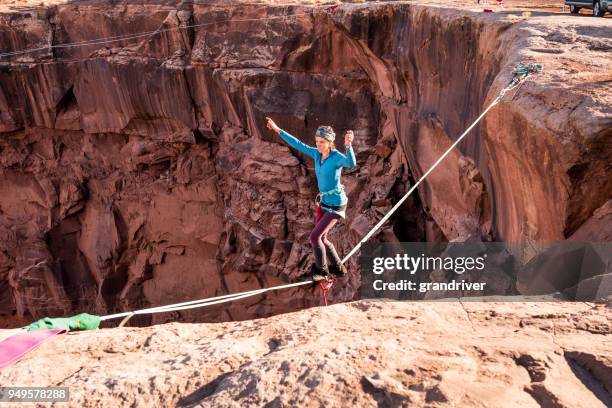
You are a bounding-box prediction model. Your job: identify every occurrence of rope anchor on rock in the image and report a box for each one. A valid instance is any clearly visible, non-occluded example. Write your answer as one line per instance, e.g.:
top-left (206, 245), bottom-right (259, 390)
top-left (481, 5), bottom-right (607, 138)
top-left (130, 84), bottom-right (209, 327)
top-left (498, 62), bottom-right (543, 102)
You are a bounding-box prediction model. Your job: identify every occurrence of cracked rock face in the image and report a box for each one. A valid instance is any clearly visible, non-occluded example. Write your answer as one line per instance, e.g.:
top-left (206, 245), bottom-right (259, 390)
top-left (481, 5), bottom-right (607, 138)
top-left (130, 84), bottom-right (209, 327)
top-left (0, 301), bottom-right (610, 407)
top-left (0, 0), bottom-right (610, 324)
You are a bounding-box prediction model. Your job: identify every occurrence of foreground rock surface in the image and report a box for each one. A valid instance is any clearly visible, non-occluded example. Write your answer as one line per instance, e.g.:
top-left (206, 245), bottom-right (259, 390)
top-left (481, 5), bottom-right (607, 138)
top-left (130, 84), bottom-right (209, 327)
top-left (1, 300), bottom-right (610, 407)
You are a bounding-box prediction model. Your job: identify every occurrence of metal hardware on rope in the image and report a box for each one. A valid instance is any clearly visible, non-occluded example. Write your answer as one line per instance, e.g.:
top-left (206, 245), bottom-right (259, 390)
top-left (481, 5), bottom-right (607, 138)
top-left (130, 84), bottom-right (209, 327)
top-left (497, 62), bottom-right (543, 101)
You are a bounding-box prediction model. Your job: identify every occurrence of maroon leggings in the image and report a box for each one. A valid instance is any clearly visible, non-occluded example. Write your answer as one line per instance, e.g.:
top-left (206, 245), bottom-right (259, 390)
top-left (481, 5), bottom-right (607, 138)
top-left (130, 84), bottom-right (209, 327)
top-left (309, 206), bottom-right (340, 249)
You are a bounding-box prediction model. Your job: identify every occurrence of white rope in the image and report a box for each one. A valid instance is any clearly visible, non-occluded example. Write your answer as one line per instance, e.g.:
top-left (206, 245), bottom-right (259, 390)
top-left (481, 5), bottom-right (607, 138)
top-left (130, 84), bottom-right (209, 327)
top-left (99, 73), bottom-right (533, 327)
top-left (341, 95), bottom-right (503, 264)
top-left (0, 12), bottom-right (311, 59)
top-left (115, 291), bottom-right (270, 328)
top-left (101, 280), bottom-right (312, 323)
top-left (338, 64), bottom-right (542, 266)
top-left (101, 93), bottom-right (505, 326)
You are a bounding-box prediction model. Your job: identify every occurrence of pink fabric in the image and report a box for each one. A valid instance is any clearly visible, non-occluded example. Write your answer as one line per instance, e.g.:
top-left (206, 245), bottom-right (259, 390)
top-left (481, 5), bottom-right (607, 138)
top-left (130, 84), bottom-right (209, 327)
top-left (0, 329), bottom-right (65, 369)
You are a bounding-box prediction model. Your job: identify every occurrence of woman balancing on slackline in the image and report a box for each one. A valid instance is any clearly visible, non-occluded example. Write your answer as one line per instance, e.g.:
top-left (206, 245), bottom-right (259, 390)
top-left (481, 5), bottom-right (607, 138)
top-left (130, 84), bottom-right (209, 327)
top-left (266, 117), bottom-right (357, 281)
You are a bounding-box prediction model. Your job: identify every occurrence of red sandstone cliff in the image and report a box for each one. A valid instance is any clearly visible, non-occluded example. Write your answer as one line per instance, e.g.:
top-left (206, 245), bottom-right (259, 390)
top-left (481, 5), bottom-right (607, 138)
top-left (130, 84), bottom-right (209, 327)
top-left (0, 0), bottom-right (610, 324)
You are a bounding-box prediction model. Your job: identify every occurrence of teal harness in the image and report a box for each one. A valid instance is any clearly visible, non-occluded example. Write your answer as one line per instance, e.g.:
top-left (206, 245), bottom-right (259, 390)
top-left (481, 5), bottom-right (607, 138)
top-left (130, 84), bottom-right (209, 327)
top-left (316, 184), bottom-right (347, 219)
top-left (315, 184), bottom-right (345, 205)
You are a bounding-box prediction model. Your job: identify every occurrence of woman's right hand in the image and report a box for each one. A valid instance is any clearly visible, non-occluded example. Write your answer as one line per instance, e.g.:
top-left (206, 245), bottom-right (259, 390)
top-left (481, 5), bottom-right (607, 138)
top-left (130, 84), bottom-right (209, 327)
top-left (266, 117), bottom-right (281, 134)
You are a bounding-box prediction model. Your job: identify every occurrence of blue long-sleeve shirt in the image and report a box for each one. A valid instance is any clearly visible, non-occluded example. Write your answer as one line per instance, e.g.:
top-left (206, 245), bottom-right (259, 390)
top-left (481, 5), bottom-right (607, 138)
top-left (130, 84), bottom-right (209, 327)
top-left (279, 129), bottom-right (357, 206)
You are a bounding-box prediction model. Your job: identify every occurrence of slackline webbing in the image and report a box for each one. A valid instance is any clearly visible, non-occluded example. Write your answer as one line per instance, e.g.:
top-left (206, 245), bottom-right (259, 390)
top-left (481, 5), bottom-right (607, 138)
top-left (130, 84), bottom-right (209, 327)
top-left (97, 62), bottom-right (541, 327)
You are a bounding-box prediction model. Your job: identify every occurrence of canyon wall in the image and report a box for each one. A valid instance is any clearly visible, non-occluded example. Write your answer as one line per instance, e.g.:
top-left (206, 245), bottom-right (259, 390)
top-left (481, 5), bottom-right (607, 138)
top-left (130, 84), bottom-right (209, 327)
top-left (0, 1), bottom-right (609, 325)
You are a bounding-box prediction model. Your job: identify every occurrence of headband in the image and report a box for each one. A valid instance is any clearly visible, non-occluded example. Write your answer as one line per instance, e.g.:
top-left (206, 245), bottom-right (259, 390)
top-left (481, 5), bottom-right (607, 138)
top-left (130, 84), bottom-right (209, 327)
top-left (316, 127), bottom-right (335, 142)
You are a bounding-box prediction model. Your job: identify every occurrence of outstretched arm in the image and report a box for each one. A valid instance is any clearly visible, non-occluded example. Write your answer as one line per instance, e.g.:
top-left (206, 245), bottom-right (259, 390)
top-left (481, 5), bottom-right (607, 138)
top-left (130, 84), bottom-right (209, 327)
top-left (337, 130), bottom-right (357, 168)
top-left (266, 117), bottom-right (317, 160)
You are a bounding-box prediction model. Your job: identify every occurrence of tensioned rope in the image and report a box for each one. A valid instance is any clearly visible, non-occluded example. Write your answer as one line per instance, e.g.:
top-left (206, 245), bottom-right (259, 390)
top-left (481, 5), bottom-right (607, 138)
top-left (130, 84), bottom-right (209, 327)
top-left (102, 280), bottom-right (312, 326)
top-left (99, 63), bottom-right (542, 327)
top-left (341, 63), bottom-right (542, 264)
top-left (0, 12), bottom-right (311, 59)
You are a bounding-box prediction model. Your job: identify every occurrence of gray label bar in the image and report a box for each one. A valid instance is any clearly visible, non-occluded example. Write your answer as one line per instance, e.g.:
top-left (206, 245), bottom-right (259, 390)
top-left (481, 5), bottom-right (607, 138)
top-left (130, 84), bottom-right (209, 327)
top-left (0, 387), bottom-right (70, 402)
top-left (359, 242), bottom-right (612, 302)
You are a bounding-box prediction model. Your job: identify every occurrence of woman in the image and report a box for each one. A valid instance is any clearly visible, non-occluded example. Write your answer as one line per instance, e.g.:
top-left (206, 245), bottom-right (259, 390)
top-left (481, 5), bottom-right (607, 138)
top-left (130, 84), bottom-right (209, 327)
top-left (266, 117), bottom-right (357, 281)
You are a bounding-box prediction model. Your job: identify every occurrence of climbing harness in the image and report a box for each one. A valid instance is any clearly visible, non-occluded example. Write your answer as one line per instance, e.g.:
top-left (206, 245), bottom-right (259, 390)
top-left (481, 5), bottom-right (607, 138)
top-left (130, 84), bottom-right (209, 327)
top-left (315, 183), bottom-right (346, 218)
top-left (315, 184), bottom-right (345, 205)
top-left (7, 50), bottom-right (538, 328)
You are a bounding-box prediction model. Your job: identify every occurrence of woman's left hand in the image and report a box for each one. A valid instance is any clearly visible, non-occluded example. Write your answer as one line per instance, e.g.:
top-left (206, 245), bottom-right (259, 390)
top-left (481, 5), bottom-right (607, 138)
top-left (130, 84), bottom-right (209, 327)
top-left (344, 130), bottom-right (354, 147)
